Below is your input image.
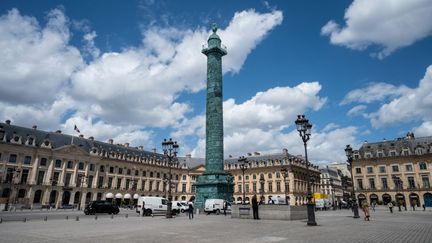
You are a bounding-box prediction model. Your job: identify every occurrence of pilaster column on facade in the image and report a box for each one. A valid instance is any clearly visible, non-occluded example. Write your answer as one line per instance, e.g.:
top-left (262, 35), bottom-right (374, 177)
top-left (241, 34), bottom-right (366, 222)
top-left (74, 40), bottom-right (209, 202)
top-left (80, 189), bottom-right (86, 209)
top-left (71, 161), bottom-right (79, 187)
top-left (45, 159), bottom-right (54, 185)
top-left (59, 159), bottom-right (67, 186)
top-left (29, 155), bottom-right (39, 184)
top-left (94, 168), bottom-right (99, 188)
top-left (55, 190), bottom-right (63, 208)
top-left (27, 186), bottom-right (34, 207)
top-left (42, 187), bottom-right (51, 205)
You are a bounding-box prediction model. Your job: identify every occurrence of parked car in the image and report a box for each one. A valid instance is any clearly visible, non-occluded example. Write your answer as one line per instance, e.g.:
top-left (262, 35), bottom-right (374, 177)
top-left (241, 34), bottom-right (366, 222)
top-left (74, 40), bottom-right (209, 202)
top-left (59, 204), bottom-right (75, 209)
top-left (84, 200), bottom-right (119, 215)
top-left (172, 201), bottom-right (188, 213)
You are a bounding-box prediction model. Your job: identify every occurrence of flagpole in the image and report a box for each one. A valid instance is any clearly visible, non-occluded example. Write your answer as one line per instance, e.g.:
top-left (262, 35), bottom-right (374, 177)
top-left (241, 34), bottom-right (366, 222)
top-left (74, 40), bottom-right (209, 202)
top-left (71, 127), bottom-right (74, 145)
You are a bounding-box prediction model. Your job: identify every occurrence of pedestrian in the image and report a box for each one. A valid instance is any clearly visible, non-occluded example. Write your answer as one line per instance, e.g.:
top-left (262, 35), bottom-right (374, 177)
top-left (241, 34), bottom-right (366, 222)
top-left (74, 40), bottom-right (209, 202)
top-left (412, 204), bottom-right (416, 211)
top-left (388, 202), bottom-right (393, 213)
top-left (362, 201), bottom-right (370, 221)
top-left (423, 204), bottom-right (426, 211)
top-left (188, 199), bottom-right (194, 220)
top-left (268, 196), bottom-right (274, 204)
top-left (371, 202), bottom-right (376, 212)
top-left (252, 194), bottom-right (260, 220)
top-left (141, 201), bottom-right (146, 217)
top-left (223, 200), bottom-right (227, 216)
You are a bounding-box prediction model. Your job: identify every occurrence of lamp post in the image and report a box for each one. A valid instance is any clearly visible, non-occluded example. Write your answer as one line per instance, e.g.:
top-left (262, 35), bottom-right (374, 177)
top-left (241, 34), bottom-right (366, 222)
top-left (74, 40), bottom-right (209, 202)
top-left (238, 156), bottom-right (250, 204)
top-left (281, 167), bottom-right (290, 205)
top-left (162, 138), bottom-right (179, 219)
top-left (259, 174), bottom-right (265, 204)
top-left (77, 175), bottom-right (87, 211)
top-left (392, 175), bottom-right (402, 212)
top-left (344, 144), bottom-right (360, 218)
top-left (295, 114), bottom-right (317, 226)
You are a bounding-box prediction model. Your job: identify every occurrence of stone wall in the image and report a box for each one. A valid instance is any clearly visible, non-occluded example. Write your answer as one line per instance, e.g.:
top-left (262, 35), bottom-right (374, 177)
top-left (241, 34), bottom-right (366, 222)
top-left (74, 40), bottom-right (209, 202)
top-left (231, 204), bottom-right (307, 220)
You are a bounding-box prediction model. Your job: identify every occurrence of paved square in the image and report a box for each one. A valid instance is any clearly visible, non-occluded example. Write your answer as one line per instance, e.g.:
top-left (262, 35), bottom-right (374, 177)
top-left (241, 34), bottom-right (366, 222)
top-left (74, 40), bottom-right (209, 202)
top-left (1, 208), bottom-right (431, 242)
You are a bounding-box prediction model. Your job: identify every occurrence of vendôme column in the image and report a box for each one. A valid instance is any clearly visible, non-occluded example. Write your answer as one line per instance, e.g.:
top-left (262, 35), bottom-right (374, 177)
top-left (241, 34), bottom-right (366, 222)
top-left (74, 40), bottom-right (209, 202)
top-left (195, 24), bottom-right (233, 209)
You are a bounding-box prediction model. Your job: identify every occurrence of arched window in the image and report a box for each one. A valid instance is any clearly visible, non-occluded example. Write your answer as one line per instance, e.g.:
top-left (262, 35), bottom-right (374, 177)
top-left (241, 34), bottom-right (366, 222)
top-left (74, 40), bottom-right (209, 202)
top-left (419, 162), bottom-right (427, 170)
top-left (268, 173), bottom-right (273, 179)
top-left (33, 190), bottom-right (42, 203)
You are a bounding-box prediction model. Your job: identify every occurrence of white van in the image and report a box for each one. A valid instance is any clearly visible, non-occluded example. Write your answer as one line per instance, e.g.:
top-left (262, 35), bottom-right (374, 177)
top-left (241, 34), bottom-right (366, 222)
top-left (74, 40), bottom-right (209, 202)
top-left (137, 196), bottom-right (168, 216)
top-left (204, 199), bottom-right (231, 215)
top-left (172, 201), bottom-right (188, 213)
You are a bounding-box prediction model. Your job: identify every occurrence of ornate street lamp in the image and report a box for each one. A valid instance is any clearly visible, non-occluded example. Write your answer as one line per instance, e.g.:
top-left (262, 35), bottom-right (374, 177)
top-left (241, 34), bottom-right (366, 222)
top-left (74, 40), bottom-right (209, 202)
top-left (295, 114), bottom-right (317, 226)
top-left (344, 144), bottom-right (360, 218)
top-left (162, 138), bottom-right (179, 219)
top-left (281, 167), bottom-right (290, 205)
top-left (259, 174), bottom-right (265, 204)
top-left (238, 156), bottom-right (250, 204)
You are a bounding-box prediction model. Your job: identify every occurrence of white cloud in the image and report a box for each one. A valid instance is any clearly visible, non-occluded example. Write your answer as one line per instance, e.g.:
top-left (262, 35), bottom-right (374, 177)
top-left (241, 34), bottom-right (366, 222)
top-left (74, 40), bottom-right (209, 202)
top-left (182, 82), bottom-right (334, 162)
top-left (413, 121), bottom-right (432, 137)
top-left (341, 82), bottom-right (410, 105)
top-left (367, 65), bottom-right (432, 127)
top-left (0, 8), bottom-right (284, 151)
top-left (0, 8), bottom-right (83, 104)
top-left (347, 105), bottom-right (367, 116)
top-left (321, 0), bottom-right (432, 58)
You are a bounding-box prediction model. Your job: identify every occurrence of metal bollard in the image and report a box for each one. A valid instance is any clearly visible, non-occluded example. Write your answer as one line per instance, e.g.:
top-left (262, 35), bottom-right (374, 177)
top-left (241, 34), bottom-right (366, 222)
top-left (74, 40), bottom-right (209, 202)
top-left (66, 215), bottom-right (69, 220)
top-left (76, 216), bottom-right (79, 221)
top-left (125, 214), bottom-right (128, 218)
top-left (0, 218), bottom-right (2, 224)
top-left (95, 215), bottom-right (98, 220)
top-left (111, 214), bottom-right (114, 219)
top-left (44, 216), bottom-right (48, 221)
top-left (23, 218), bottom-right (27, 222)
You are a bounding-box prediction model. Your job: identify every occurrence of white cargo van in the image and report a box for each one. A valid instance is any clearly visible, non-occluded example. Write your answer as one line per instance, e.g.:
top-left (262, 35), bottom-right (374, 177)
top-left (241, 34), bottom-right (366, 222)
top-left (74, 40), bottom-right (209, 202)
top-left (204, 199), bottom-right (231, 215)
top-left (172, 201), bottom-right (188, 213)
top-left (137, 196), bottom-right (168, 216)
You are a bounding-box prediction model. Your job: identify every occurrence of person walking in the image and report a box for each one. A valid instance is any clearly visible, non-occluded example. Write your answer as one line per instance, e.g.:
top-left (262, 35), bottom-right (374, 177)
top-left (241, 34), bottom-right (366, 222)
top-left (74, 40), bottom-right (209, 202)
top-left (223, 200), bottom-right (227, 216)
top-left (188, 199), bottom-right (194, 220)
top-left (371, 202), bottom-right (376, 212)
top-left (388, 202), bottom-right (394, 213)
top-left (252, 194), bottom-right (260, 220)
top-left (362, 201), bottom-right (370, 221)
top-left (423, 204), bottom-right (426, 211)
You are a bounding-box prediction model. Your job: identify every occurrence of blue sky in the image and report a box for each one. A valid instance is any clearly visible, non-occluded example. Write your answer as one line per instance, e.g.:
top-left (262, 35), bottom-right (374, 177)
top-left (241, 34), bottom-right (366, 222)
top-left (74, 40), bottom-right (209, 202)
top-left (1, 0), bottom-right (432, 164)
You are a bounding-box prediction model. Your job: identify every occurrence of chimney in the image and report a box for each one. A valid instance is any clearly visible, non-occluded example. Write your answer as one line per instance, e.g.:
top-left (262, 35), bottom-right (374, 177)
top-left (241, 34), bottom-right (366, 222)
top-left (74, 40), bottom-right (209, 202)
top-left (152, 148), bottom-right (157, 153)
top-left (247, 152), bottom-right (252, 156)
top-left (254, 152), bottom-right (260, 156)
top-left (186, 154), bottom-right (192, 159)
top-left (5, 120), bottom-right (11, 125)
top-left (32, 125), bottom-right (37, 130)
top-left (108, 139), bottom-right (113, 144)
top-left (79, 134), bottom-right (84, 138)
top-left (138, 145), bottom-right (144, 150)
top-left (89, 136), bottom-right (94, 140)
top-left (229, 155), bottom-right (232, 158)
top-left (55, 130), bottom-right (62, 134)
top-left (283, 148), bottom-right (288, 156)
top-left (124, 143), bottom-right (129, 148)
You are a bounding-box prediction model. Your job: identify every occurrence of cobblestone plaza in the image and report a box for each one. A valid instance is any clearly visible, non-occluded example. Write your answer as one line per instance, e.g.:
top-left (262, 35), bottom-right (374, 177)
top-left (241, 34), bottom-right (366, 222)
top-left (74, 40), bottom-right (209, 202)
top-left (1, 208), bottom-right (431, 242)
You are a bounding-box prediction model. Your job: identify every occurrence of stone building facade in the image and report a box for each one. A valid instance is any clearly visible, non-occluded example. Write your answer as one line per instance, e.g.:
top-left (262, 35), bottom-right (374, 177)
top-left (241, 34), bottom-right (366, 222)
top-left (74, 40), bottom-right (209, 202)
top-left (0, 121), bottom-right (321, 209)
top-left (224, 149), bottom-right (321, 206)
top-left (352, 133), bottom-right (432, 208)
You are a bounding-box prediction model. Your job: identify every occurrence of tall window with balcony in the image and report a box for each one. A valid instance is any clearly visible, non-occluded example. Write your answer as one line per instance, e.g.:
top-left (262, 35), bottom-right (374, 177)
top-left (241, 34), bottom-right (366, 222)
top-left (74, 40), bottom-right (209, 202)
top-left (268, 182), bottom-right (273, 193)
top-left (98, 176), bottom-right (104, 188)
top-left (253, 183), bottom-right (257, 193)
top-left (65, 173), bottom-right (71, 187)
top-left (37, 171), bottom-right (44, 185)
top-left (408, 176), bottom-right (416, 188)
top-left (422, 176), bottom-right (430, 188)
top-left (182, 183), bottom-right (186, 193)
top-left (369, 178), bottom-right (375, 189)
top-left (20, 169), bottom-right (29, 184)
top-left (276, 181), bottom-right (281, 192)
top-left (357, 179), bottom-right (363, 190)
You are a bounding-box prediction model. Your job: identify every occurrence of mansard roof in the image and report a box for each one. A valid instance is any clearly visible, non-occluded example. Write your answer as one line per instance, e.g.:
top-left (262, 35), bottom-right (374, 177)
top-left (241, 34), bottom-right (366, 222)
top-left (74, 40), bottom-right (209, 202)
top-left (357, 132), bottom-right (432, 156)
top-left (0, 122), bottom-right (165, 160)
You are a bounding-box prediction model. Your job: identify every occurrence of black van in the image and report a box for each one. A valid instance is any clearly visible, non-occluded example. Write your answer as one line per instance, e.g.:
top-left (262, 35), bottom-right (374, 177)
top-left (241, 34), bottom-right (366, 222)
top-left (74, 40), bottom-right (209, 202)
top-left (84, 200), bottom-right (119, 215)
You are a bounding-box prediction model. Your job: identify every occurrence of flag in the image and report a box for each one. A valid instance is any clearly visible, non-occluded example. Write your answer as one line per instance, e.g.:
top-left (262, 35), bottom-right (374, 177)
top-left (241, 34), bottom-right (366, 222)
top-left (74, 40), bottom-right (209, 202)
top-left (74, 125), bottom-right (80, 133)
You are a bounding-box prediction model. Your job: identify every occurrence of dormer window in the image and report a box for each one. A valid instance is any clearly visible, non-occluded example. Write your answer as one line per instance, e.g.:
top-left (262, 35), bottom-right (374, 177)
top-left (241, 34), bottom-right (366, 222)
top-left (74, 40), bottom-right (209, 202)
top-left (415, 147), bottom-right (424, 155)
